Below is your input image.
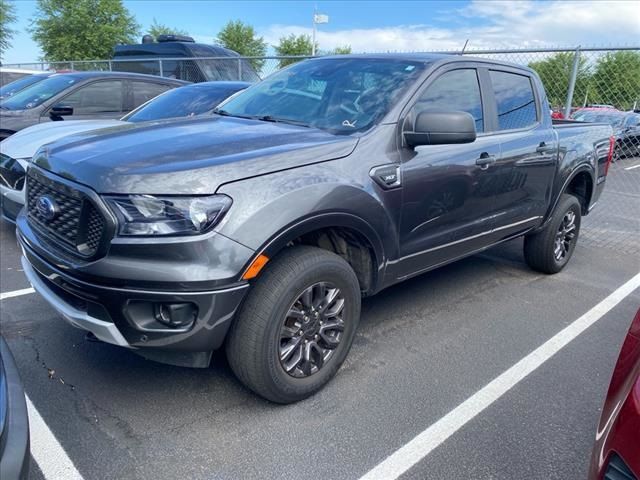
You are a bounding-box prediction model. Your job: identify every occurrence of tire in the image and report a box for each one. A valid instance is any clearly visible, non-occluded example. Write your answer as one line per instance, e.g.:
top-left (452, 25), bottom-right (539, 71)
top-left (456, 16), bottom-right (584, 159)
top-left (226, 245), bottom-right (361, 404)
top-left (613, 142), bottom-right (623, 162)
top-left (524, 194), bottom-right (581, 274)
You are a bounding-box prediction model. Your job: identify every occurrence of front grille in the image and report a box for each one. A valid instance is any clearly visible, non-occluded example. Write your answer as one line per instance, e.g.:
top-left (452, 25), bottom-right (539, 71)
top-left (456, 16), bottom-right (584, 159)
top-left (26, 170), bottom-right (107, 257)
top-left (83, 204), bottom-right (105, 253)
top-left (604, 453), bottom-right (637, 480)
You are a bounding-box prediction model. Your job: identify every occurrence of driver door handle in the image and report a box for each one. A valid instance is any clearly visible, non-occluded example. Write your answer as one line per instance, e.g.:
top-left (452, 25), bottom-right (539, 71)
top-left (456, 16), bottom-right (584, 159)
top-left (536, 142), bottom-right (556, 154)
top-left (476, 152), bottom-right (497, 169)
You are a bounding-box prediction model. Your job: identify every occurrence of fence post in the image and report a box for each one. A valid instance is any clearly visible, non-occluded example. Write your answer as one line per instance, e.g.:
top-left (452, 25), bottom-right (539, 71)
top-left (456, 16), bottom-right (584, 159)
top-left (70, 61), bottom-right (75, 70)
top-left (159, 59), bottom-right (164, 77)
top-left (564, 46), bottom-right (581, 118)
top-left (108, 60), bottom-right (112, 71)
top-left (238, 58), bottom-right (242, 81)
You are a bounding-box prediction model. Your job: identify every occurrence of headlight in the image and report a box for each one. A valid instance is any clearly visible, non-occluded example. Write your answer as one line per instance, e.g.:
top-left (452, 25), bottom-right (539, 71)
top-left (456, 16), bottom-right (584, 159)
top-left (0, 155), bottom-right (28, 190)
top-left (105, 194), bottom-right (232, 236)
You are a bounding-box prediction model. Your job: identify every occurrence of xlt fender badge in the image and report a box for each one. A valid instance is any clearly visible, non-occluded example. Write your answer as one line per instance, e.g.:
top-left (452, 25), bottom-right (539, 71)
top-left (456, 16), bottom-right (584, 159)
top-left (370, 164), bottom-right (401, 190)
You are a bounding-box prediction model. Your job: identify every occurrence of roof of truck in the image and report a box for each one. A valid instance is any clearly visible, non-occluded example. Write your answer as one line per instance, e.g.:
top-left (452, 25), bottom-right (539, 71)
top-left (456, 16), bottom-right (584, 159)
top-left (309, 52), bottom-right (533, 71)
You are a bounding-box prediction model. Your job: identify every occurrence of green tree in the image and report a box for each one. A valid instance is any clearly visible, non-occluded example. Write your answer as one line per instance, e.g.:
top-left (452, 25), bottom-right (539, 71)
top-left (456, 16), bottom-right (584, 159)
top-left (329, 45), bottom-right (352, 55)
top-left (529, 52), bottom-right (590, 110)
top-left (146, 18), bottom-right (188, 40)
top-left (0, 0), bottom-right (18, 61)
top-left (30, 0), bottom-right (139, 61)
top-left (590, 51), bottom-right (640, 110)
top-left (216, 20), bottom-right (267, 71)
top-left (275, 34), bottom-right (316, 68)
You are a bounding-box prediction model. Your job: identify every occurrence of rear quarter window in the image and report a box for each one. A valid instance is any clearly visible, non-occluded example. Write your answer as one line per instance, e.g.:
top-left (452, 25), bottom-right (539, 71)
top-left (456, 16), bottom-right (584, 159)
top-left (489, 70), bottom-right (538, 130)
top-left (131, 81), bottom-right (174, 108)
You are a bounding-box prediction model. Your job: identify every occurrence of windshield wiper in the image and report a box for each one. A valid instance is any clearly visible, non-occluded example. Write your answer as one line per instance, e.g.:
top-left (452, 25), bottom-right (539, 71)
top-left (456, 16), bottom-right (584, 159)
top-left (256, 115), bottom-right (311, 128)
top-left (212, 109), bottom-right (312, 128)
top-left (211, 108), bottom-right (253, 120)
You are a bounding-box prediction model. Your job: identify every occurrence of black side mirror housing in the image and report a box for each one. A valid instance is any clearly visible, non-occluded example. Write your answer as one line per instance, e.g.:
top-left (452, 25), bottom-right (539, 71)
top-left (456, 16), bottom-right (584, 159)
top-left (49, 104), bottom-right (74, 119)
top-left (405, 110), bottom-right (477, 148)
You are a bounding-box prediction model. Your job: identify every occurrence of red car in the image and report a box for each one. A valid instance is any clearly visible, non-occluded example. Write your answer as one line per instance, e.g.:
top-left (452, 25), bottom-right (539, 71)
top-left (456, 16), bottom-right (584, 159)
top-left (589, 308), bottom-right (640, 479)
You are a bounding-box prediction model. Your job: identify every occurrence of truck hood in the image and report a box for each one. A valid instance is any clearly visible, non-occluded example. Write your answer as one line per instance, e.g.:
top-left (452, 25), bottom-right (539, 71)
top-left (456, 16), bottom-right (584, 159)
top-left (34, 116), bottom-right (359, 194)
top-left (0, 120), bottom-right (125, 160)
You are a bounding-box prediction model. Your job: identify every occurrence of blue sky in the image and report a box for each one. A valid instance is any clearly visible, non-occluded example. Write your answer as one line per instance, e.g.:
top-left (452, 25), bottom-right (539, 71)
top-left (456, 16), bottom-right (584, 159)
top-left (4, 0), bottom-right (638, 64)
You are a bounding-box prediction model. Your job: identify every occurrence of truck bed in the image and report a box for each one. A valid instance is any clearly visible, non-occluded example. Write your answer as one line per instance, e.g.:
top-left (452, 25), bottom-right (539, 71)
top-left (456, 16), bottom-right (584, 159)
top-left (552, 119), bottom-right (613, 208)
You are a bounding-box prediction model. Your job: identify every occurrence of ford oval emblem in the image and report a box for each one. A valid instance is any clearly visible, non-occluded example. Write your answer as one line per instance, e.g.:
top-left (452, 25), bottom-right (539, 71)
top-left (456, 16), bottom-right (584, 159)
top-left (36, 195), bottom-right (58, 221)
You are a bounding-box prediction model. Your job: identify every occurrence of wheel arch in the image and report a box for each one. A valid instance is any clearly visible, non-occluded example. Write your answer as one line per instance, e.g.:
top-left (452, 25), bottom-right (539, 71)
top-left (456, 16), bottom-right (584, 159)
top-left (243, 213), bottom-right (386, 296)
top-left (539, 164), bottom-right (595, 231)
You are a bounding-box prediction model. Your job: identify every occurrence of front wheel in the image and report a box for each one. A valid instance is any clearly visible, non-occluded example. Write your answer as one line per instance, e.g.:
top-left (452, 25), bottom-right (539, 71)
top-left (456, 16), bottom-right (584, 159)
top-left (524, 194), bottom-right (582, 274)
top-left (226, 246), bottom-right (361, 403)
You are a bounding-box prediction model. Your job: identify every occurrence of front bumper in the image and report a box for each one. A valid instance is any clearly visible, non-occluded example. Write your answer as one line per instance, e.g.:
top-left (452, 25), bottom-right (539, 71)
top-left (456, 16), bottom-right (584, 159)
top-left (0, 338), bottom-right (30, 480)
top-left (18, 220), bottom-right (253, 367)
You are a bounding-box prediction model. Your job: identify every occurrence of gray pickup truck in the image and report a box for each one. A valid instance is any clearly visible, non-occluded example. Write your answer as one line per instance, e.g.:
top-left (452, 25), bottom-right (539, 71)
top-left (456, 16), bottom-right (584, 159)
top-left (17, 54), bottom-right (613, 403)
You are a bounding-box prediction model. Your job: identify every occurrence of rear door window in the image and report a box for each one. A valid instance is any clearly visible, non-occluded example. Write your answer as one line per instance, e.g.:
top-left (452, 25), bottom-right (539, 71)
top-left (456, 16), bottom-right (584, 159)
top-left (131, 81), bottom-right (174, 108)
top-left (489, 70), bottom-right (538, 130)
top-left (62, 80), bottom-right (124, 114)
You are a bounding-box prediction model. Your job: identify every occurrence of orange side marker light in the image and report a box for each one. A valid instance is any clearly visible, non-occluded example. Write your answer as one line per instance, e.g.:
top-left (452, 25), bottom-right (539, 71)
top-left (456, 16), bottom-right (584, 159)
top-left (242, 254), bottom-right (269, 280)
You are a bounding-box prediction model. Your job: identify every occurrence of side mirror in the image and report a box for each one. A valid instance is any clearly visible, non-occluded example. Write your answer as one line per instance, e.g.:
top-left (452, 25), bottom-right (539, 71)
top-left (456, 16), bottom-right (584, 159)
top-left (49, 104), bottom-right (74, 119)
top-left (405, 110), bottom-right (477, 148)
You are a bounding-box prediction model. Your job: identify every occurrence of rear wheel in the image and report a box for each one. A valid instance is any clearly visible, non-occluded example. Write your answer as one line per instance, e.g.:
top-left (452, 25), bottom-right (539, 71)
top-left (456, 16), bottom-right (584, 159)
top-left (226, 246), bottom-right (361, 403)
top-left (524, 194), bottom-right (581, 274)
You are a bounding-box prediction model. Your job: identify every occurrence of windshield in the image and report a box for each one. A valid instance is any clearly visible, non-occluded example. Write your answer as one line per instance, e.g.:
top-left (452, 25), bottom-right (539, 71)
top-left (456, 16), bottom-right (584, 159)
top-left (218, 57), bottom-right (427, 134)
top-left (0, 74), bottom-right (49, 100)
top-left (122, 84), bottom-right (246, 123)
top-left (0, 75), bottom-right (79, 110)
top-left (572, 110), bottom-right (625, 127)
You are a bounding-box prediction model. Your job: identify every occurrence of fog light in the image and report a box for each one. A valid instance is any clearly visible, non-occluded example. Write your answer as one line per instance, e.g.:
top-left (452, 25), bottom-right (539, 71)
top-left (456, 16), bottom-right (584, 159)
top-left (153, 303), bottom-right (197, 328)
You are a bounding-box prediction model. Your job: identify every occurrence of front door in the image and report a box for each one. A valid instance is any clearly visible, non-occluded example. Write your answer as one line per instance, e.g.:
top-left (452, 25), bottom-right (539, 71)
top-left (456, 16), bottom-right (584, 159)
top-left (395, 67), bottom-right (502, 278)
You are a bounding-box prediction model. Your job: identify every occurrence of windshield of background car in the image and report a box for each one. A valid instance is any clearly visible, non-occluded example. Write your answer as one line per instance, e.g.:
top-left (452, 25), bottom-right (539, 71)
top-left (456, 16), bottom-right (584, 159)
top-left (572, 111), bottom-right (625, 128)
top-left (218, 57), bottom-right (428, 134)
top-left (0, 75), bottom-right (79, 110)
top-left (0, 74), bottom-right (49, 100)
top-left (122, 85), bottom-right (246, 123)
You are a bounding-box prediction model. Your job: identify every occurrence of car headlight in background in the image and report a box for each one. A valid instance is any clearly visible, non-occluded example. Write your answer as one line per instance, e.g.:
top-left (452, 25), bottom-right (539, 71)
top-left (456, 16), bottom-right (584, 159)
top-left (105, 194), bottom-right (232, 236)
top-left (0, 155), bottom-right (29, 191)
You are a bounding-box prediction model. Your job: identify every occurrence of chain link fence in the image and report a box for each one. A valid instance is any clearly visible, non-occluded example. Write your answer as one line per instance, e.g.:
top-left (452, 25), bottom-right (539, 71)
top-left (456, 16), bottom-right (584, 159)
top-left (4, 56), bottom-right (311, 82)
top-left (7, 45), bottom-right (639, 109)
top-left (5, 46), bottom-right (640, 158)
top-left (7, 45), bottom-right (639, 158)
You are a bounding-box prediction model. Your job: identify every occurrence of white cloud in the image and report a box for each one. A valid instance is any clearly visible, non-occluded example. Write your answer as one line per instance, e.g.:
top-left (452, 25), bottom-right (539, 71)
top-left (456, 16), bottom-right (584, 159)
top-left (260, 0), bottom-right (640, 53)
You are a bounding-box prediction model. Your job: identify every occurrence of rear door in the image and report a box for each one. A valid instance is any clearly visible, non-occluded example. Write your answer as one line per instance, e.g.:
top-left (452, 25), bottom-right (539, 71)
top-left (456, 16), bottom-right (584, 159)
top-left (127, 80), bottom-right (176, 114)
top-left (480, 68), bottom-right (557, 240)
top-left (396, 65), bottom-right (502, 276)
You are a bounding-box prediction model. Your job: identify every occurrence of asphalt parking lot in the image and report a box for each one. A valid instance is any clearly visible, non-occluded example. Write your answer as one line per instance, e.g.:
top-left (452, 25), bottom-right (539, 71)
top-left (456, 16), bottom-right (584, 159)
top-left (1, 157), bottom-right (639, 480)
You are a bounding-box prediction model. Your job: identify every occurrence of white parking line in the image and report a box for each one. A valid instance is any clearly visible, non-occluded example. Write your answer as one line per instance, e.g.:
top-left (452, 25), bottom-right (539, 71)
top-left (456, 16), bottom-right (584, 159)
top-left (360, 272), bottom-right (640, 480)
top-left (625, 164), bottom-right (640, 170)
top-left (0, 287), bottom-right (35, 300)
top-left (26, 395), bottom-right (84, 480)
